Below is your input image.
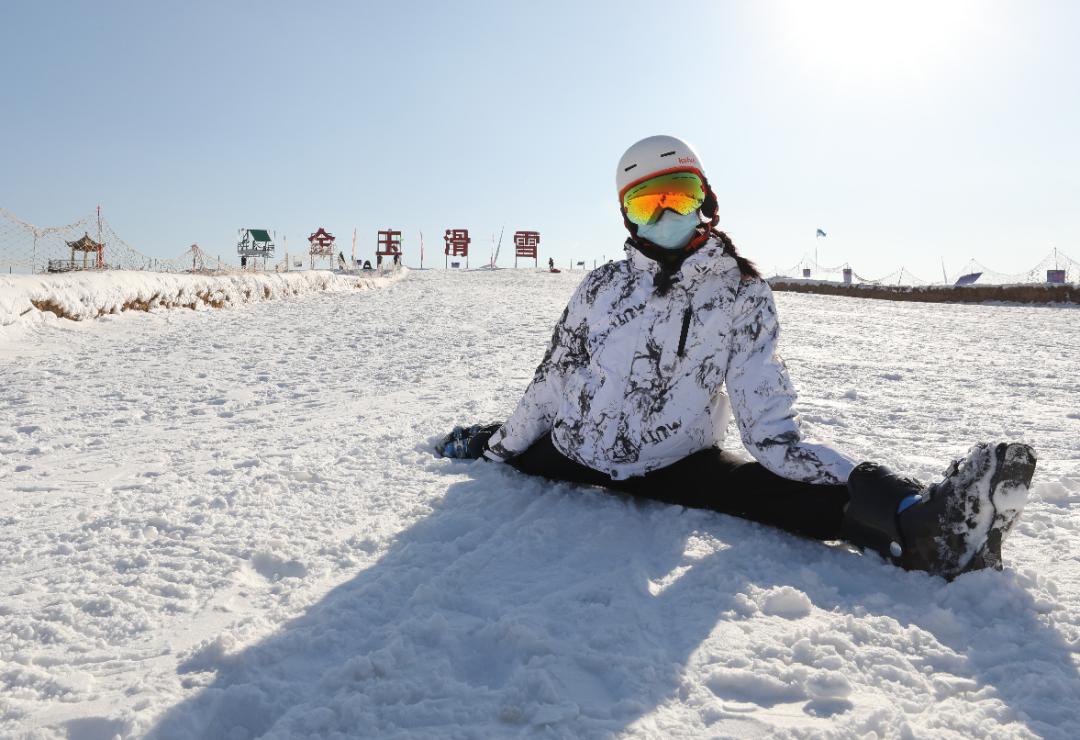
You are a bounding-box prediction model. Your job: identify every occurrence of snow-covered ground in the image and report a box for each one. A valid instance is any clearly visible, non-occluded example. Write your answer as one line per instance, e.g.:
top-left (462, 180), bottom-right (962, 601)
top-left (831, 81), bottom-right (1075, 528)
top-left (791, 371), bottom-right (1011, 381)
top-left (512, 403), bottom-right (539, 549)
top-left (1, 268), bottom-right (1078, 739)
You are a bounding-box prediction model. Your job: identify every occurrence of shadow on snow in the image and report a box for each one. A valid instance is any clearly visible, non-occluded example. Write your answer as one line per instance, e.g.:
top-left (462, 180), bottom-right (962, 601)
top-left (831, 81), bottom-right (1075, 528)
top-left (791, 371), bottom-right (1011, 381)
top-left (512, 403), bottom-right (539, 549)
top-left (149, 463), bottom-right (1080, 739)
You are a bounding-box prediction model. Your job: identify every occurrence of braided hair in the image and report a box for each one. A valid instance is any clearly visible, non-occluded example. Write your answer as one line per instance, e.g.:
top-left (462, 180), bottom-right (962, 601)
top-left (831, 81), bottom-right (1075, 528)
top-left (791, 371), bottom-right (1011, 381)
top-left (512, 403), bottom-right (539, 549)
top-left (698, 177), bottom-right (760, 279)
top-left (710, 229), bottom-right (760, 280)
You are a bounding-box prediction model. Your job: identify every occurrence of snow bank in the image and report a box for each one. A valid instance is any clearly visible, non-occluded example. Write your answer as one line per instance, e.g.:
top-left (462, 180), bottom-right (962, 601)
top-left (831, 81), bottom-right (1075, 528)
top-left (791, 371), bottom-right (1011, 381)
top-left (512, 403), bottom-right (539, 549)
top-left (0, 269), bottom-right (405, 329)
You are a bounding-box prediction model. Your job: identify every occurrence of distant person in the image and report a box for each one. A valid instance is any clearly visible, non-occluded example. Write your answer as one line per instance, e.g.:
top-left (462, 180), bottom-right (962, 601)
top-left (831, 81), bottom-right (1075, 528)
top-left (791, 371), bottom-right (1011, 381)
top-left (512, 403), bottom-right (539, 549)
top-left (438, 135), bottom-right (1035, 580)
top-left (548, 257), bottom-right (555, 271)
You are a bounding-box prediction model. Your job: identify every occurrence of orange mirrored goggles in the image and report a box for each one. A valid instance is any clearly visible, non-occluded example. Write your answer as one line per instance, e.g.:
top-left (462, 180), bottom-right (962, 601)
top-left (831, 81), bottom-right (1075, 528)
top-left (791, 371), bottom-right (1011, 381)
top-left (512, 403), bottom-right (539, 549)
top-left (621, 171), bottom-right (706, 226)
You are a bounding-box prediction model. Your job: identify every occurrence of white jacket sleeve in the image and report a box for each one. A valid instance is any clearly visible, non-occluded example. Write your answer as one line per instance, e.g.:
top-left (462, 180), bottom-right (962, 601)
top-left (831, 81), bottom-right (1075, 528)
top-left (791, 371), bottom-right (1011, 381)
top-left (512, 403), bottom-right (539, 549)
top-left (486, 278), bottom-right (592, 458)
top-left (724, 279), bottom-right (855, 484)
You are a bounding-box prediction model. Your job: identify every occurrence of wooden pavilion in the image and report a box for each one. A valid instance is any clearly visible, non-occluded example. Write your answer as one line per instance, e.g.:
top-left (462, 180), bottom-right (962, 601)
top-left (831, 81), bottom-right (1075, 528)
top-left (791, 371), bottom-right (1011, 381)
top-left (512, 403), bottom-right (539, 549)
top-left (48, 232), bottom-right (104, 272)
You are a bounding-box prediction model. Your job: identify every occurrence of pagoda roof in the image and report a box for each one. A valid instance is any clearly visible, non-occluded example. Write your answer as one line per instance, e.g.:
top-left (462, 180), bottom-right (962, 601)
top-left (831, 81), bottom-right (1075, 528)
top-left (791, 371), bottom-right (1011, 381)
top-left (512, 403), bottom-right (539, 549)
top-left (66, 232), bottom-right (103, 251)
top-left (309, 227), bottom-right (335, 242)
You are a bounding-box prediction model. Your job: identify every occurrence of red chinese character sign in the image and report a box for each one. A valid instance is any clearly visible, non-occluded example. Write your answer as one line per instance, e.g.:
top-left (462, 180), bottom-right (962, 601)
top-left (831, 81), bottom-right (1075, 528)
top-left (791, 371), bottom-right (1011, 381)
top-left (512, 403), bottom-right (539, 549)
top-left (514, 230), bottom-right (539, 267)
top-left (444, 229), bottom-right (470, 268)
top-left (308, 227), bottom-right (335, 269)
top-left (376, 229), bottom-right (402, 267)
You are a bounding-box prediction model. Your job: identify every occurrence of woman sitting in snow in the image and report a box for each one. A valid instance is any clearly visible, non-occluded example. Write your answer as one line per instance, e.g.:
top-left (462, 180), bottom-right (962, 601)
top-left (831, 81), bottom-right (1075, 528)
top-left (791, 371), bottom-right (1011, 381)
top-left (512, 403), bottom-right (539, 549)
top-left (438, 135), bottom-right (1036, 580)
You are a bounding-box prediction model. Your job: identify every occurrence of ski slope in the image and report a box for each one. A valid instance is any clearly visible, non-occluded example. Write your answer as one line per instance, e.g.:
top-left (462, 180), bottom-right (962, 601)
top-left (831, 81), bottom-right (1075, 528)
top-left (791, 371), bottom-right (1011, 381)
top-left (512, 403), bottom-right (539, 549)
top-left (1, 268), bottom-right (1078, 739)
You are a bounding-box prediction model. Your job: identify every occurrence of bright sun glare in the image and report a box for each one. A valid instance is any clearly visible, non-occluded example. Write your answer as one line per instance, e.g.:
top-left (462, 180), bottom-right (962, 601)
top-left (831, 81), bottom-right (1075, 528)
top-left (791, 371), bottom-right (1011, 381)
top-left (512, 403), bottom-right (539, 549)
top-left (774, 0), bottom-right (987, 85)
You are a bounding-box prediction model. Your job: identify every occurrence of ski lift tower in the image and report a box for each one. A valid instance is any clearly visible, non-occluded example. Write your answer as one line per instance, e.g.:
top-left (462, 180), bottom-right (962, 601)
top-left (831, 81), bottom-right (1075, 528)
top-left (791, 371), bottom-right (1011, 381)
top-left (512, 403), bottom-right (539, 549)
top-left (308, 227), bottom-right (335, 269)
top-left (182, 243), bottom-right (211, 273)
top-left (237, 228), bottom-right (274, 271)
top-left (376, 229), bottom-right (402, 267)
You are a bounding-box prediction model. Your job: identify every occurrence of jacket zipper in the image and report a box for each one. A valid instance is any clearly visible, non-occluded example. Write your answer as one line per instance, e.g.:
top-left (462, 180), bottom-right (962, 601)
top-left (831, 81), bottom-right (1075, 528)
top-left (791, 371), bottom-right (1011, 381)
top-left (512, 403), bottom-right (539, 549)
top-left (677, 305), bottom-right (692, 357)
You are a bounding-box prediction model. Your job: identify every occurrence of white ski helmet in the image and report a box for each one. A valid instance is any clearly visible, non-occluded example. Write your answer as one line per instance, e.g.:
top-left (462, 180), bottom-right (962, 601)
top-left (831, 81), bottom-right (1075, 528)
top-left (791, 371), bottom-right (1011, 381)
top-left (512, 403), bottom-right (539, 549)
top-left (616, 134), bottom-right (707, 200)
top-left (616, 135), bottom-right (718, 232)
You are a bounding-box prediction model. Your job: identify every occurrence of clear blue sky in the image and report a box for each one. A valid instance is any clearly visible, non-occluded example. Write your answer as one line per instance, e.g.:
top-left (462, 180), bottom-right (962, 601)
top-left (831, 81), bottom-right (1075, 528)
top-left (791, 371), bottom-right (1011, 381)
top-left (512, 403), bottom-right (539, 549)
top-left (2, 0), bottom-right (1078, 278)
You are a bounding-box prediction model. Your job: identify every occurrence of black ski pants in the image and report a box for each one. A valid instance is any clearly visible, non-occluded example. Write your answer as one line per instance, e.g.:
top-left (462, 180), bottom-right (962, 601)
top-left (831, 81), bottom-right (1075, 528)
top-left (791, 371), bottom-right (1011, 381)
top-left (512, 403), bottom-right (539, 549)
top-left (509, 434), bottom-right (850, 541)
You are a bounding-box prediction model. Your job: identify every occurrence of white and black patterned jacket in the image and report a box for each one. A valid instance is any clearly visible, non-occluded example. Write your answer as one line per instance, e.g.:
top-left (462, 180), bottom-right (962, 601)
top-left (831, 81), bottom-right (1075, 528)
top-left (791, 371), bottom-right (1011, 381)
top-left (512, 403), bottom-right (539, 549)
top-left (487, 235), bottom-right (855, 484)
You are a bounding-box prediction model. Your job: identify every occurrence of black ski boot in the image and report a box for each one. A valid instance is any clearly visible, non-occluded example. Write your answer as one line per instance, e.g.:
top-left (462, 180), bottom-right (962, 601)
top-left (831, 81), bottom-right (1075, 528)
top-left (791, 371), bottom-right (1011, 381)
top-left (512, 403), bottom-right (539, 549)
top-left (842, 443), bottom-right (1036, 580)
top-left (966, 442), bottom-right (1038, 572)
top-left (435, 423), bottom-right (503, 460)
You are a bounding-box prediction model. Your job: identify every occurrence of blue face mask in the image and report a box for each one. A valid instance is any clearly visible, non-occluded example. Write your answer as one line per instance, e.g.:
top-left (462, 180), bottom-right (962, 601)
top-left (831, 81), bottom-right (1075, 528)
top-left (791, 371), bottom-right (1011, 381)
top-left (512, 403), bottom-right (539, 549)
top-left (636, 209), bottom-right (701, 250)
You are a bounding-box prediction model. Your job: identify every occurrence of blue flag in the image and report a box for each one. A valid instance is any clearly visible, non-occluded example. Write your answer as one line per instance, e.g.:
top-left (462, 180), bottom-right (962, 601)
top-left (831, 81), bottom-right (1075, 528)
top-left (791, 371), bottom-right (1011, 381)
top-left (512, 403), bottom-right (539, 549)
top-left (816, 228), bottom-right (827, 238)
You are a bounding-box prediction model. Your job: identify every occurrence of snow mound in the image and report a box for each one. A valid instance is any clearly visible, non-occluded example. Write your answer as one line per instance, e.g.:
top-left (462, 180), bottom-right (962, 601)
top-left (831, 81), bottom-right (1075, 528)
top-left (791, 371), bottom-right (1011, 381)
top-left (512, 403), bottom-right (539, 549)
top-left (757, 586), bottom-right (813, 618)
top-left (0, 269), bottom-right (405, 330)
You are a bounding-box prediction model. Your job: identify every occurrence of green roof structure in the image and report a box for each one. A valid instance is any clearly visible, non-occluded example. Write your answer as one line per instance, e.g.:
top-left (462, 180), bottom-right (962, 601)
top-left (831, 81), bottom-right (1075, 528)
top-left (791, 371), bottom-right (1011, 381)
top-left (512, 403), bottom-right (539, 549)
top-left (237, 228), bottom-right (275, 260)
